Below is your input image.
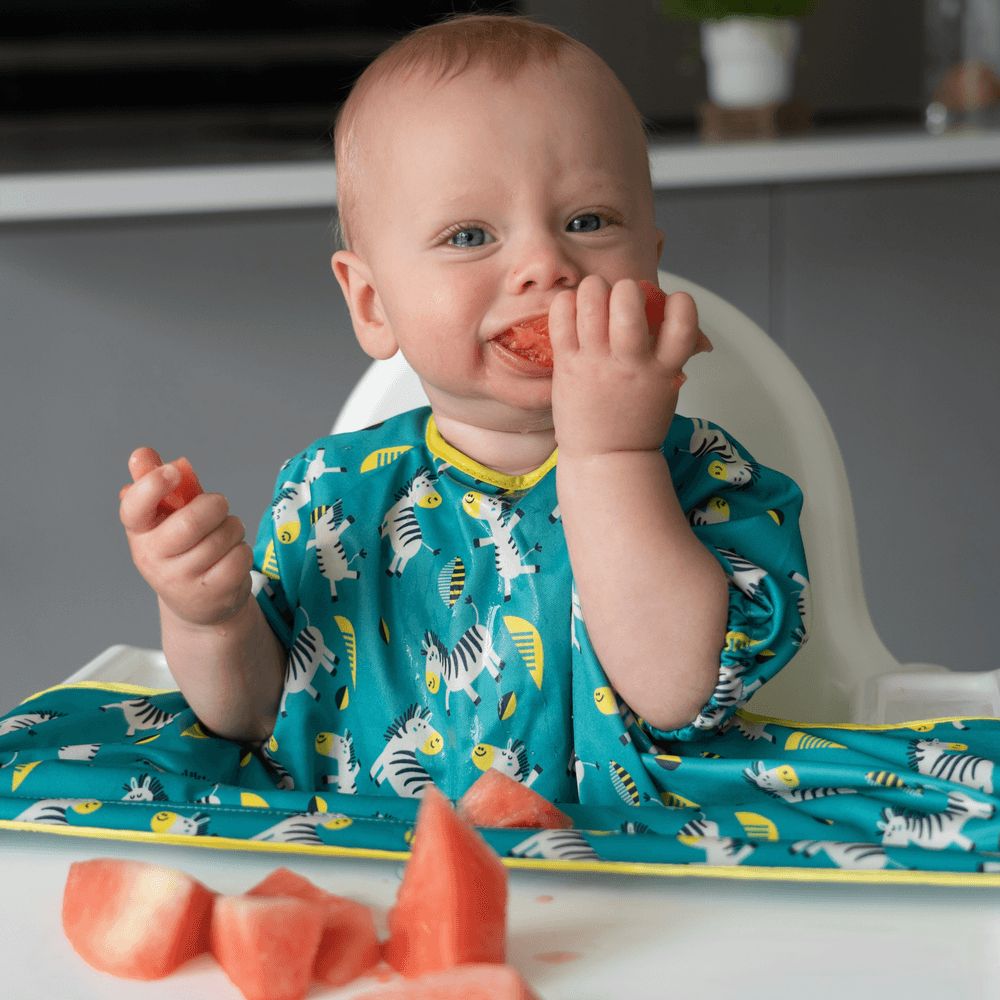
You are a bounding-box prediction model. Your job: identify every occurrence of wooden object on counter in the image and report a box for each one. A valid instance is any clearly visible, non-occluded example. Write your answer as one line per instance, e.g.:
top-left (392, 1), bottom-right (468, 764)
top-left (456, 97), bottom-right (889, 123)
top-left (698, 100), bottom-right (812, 141)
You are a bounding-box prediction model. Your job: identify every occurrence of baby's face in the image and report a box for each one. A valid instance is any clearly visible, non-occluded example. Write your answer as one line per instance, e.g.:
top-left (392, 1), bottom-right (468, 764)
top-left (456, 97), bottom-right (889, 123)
top-left (342, 53), bottom-right (663, 433)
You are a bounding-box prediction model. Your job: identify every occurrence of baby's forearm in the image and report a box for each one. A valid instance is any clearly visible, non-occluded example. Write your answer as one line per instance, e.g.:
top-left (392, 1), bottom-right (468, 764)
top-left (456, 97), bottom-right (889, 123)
top-left (159, 596), bottom-right (285, 744)
top-left (557, 450), bottom-right (729, 732)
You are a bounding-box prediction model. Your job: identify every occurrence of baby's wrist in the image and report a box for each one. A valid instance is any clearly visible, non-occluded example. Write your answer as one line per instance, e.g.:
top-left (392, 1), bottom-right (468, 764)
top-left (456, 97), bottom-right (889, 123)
top-left (158, 593), bottom-right (256, 635)
top-left (556, 445), bottom-right (663, 468)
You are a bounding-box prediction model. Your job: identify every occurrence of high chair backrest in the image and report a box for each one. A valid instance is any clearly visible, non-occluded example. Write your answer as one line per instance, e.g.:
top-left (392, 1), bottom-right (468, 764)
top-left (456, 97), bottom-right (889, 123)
top-left (332, 270), bottom-right (901, 722)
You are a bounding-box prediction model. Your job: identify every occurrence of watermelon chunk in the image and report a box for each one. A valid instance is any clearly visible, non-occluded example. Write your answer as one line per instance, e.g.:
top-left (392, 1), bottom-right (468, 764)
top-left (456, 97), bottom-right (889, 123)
top-left (458, 769), bottom-right (574, 830)
top-left (61, 858), bottom-right (214, 980)
top-left (248, 867), bottom-right (382, 987)
top-left (211, 893), bottom-right (326, 1000)
top-left (120, 452), bottom-right (204, 516)
top-left (383, 786), bottom-right (507, 978)
top-left (494, 278), bottom-right (668, 369)
top-left (355, 963), bottom-right (541, 1000)
top-left (158, 456), bottom-right (203, 514)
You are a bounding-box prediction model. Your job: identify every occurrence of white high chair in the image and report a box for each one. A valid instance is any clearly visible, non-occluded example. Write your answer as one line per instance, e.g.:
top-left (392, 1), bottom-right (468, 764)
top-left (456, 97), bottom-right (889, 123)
top-left (331, 270), bottom-right (1000, 725)
top-left (71, 271), bottom-right (998, 724)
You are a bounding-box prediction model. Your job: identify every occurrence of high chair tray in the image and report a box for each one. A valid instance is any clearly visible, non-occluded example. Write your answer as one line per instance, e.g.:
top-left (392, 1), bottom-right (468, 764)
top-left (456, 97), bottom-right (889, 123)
top-left (1, 828), bottom-right (999, 1000)
top-left (4, 648), bottom-right (1000, 998)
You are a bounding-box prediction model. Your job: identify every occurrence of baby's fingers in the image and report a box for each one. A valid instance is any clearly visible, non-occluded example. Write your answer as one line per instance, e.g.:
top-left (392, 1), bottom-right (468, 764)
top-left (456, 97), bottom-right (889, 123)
top-left (119, 462), bottom-right (180, 535)
top-left (548, 288), bottom-right (578, 357)
top-left (655, 291), bottom-right (704, 371)
top-left (128, 446), bottom-right (165, 483)
top-left (119, 446), bottom-right (166, 506)
top-left (609, 279), bottom-right (652, 361)
top-left (170, 514), bottom-right (248, 581)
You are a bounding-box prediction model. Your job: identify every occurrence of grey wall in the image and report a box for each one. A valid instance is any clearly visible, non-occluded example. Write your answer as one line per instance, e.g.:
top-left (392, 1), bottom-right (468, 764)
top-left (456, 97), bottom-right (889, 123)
top-left (1, 170), bottom-right (998, 710)
top-left (0, 211), bottom-right (370, 703)
top-left (658, 174), bottom-right (1000, 677)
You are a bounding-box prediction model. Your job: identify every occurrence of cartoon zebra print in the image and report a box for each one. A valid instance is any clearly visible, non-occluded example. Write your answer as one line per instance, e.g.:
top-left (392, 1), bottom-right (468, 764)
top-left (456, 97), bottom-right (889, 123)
top-left (99, 699), bottom-right (177, 737)
top-left (510, 829), bottom-right (599, 862)
top-left (877, 790), bottom-right (994, 852)
top-left (908, 739), bottom-right (994, 794)
top-left (422, 622), bottom-right (503, 713)
top-left (369, 706), bottom-right (441, 798)
top-left (790, 840), bottom-right (894, 870)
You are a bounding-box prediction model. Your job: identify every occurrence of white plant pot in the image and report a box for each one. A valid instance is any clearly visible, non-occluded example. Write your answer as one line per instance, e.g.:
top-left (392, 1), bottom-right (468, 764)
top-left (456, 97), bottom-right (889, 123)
top-left (700, 16), bottom-right (801, 108)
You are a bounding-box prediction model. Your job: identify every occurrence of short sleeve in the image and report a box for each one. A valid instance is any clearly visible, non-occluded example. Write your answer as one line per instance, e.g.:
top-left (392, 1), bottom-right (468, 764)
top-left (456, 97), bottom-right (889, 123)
top-left (639, 415), bottom-right (810, 744)
top-left (250, 450), bottom-right (312, 651)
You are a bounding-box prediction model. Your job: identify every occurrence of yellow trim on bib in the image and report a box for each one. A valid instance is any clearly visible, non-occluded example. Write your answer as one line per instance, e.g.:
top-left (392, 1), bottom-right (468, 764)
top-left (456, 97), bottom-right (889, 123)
top-left (19, 680), bottom-right (178, 706)
top-left (735, 707), bottom-right (1000, 731)
top-left (2, 821), bottom-right (998, 887)
top-left (426, 414), bottom-right (557, 492)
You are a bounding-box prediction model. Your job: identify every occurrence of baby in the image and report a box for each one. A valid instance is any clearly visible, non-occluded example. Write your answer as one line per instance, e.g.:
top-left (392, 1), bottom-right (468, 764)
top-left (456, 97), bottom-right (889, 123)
top-left (119, 15), bottom-right (807, 805)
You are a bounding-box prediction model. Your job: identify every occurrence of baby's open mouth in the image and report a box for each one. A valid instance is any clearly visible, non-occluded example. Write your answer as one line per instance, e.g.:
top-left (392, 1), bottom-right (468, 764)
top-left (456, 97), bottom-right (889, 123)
top-left (490, 281), bottom-right (686, 372)
top-left (492, 314), bottom-right (553, 368)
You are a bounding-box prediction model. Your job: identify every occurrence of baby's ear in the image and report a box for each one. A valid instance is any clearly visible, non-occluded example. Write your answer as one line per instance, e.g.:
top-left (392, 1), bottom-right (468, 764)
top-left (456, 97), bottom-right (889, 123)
top-left (330, 250), bottom-right (398, 360)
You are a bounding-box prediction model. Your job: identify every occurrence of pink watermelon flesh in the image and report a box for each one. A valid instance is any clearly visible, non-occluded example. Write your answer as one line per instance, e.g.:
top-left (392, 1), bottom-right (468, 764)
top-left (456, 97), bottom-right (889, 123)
top-left (459, 769), bottom-right (574, 829)
top-left (355, 963), bottom-right (541, 1000)
top-left (248, 866), bottom-right (382, 986)
top-left (210, 894), bottom-right (326, 1000)
top-left (384, 786), bottom-right (508, 978)
top-left (159, 456), bottom-right (203, 513)
top-left (61, 858), bottom-right (215, 980)
top-left (120, 453), bottom-right (204, 516)
top-left (493, 278), bottom-right (667, 368)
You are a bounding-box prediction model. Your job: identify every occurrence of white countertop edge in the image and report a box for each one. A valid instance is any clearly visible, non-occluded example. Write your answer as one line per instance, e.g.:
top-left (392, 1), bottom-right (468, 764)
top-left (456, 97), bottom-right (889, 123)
top-left (649, 128), bottom-right (1000, 187)
top-left (2, 128), bottom-right (999, 223)
top-left (0, 161), bottom-right (339, 223)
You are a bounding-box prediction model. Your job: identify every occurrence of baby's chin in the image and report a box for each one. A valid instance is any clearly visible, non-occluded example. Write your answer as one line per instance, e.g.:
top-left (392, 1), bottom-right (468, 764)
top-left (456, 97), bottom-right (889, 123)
top-left (425, 382), bottom-right (555, 433)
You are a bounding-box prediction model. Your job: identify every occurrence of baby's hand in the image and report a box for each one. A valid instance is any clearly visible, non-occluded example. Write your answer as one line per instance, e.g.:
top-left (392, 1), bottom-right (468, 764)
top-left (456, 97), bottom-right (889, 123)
top-left (119, 447), bottom-right (255, 628)
top-left (548, 276), bottom-right (709, 459)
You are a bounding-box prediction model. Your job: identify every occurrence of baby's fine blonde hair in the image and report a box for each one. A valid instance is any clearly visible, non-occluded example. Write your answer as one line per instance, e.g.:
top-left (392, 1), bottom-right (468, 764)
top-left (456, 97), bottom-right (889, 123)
top-left (332, 13), bottom-right (651, 255)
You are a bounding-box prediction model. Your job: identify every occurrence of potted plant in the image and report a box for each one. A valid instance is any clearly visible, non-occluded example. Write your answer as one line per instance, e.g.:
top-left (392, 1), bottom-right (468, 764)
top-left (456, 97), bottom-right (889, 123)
top-left (661, 0), bottom-right (816, 109)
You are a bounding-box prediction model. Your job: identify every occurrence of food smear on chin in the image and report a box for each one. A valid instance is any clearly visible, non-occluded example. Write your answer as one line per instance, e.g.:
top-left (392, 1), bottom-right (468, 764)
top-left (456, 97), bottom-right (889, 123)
top-left (492, 280), bottom-right (667, 368)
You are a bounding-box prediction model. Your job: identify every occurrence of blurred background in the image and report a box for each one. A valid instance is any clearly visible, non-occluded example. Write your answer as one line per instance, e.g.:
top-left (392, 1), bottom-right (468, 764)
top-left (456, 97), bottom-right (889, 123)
top-left (1, 0), bottom-right (998, 708)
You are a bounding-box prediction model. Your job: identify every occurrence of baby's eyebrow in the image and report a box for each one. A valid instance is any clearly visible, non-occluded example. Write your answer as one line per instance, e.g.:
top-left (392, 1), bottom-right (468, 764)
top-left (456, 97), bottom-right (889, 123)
top-left (564, 174), bottom-right (633, 199)
top-left (436, 188), bottom-right (483, 208)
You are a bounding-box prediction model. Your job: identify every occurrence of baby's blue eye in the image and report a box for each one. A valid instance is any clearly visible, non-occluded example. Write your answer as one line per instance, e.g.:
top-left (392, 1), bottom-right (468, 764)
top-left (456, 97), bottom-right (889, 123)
top-left (568, 213), bottom-right (603, 232)
top-left (447, 226), bottom-right (491, 248)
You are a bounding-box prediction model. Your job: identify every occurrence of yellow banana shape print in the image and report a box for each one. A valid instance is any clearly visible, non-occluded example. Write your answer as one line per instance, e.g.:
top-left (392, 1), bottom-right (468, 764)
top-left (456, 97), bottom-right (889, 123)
top-left (334, 615), bottom-right (357, 689)
top-left (360, 445), bottom-right (412, 473)
top-left (261, 540), bottom-right (280, 580)
top-left (735, 811), bottom-right (779, 840)
top-left (503, 616), bottom-right (543, 689)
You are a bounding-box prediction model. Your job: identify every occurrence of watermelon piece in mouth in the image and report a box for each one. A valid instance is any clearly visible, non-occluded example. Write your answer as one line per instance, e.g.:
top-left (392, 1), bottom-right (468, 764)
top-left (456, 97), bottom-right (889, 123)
top-left (493, 313), bottom-right (554, 367)
top-left (492, 279), bottom-right (667, 369)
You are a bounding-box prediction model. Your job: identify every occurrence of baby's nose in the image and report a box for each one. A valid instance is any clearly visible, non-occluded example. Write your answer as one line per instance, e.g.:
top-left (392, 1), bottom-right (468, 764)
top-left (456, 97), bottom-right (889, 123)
top-left (507, 237), bottom-right (581, 293)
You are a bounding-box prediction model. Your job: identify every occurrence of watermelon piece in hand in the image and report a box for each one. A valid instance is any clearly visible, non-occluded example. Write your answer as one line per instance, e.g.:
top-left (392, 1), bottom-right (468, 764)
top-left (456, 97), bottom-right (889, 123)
top-left (158, 456), bottom-right (203, 514)
top-left (120, 451), bottom-right (204, 516)
top-left (384, 786), bottom-right (507, 978)
top-left (248, 866), bottom-right (382, 987)
top-left (61, 858), bottom-right (215, 980)
top-left (355, 963), bottom-right (541, 1000)
top-left (211, 893), bottom-right (326, 1000)
top-left (458, 769), bottom-right (574, 830)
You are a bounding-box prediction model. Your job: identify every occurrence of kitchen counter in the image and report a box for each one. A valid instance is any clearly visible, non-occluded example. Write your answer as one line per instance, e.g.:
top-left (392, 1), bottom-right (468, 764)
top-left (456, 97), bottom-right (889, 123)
top-left (2, 124), bottom-right (1000, 224)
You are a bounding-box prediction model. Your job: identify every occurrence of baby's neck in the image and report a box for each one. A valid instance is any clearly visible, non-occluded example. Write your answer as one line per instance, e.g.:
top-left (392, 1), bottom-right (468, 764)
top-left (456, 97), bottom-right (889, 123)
top-left (431, 411), bottom-right (557, 476)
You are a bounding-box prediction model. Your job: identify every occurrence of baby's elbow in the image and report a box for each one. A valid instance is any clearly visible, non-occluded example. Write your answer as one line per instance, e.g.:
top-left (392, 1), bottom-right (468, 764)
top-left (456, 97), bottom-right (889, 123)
top-left (641, 663), bottom-right (720, 733)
